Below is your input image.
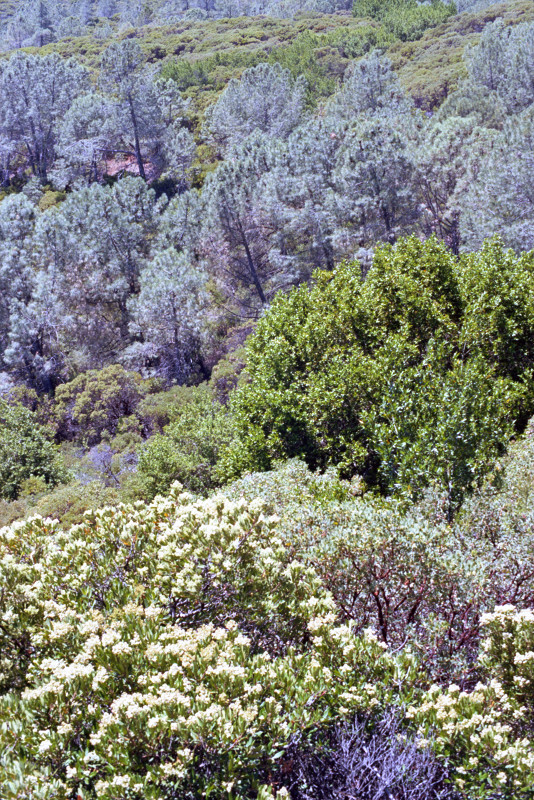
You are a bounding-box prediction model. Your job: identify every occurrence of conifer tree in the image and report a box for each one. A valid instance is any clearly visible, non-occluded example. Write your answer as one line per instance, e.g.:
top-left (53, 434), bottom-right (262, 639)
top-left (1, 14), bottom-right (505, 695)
top-left (329, 50), bottom-right (408, 120)
top-left (201, 133), bottom-right (290, 317)
top-left (55, 92), bottom-right (119, 185)
top-left (128, 247), bottom-right (209, 382)
top-left (202, 63), bottom-right (307, 154)
top-left (0, 52), bottom-right (89, 182)
top-left (100, 40), bottom-right (156, 180)
top-left (460, 106), bottom-right (534, 253)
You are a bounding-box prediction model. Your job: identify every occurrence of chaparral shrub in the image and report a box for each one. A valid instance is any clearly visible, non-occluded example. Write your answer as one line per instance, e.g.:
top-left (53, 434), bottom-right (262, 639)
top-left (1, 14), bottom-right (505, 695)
top-left (220, 237), bottom-right (534, 512)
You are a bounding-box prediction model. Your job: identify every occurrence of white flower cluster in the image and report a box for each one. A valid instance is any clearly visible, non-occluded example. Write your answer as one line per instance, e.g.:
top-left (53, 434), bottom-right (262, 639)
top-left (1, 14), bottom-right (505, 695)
top-left (409, 604), bottom-right (534, 795)
top-left (0, 486), bottom-right (394, 800)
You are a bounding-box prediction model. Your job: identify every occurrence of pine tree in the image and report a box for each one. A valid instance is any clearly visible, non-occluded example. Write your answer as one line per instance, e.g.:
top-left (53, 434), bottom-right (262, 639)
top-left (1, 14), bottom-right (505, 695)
top-left (19, 178), bottom-right (159, 377)
top-left (0, 52), bottom-right (89, 183)
top-left (328, 50), bottom-right (408, 120)
top-left (100, 39), bottom-right (160, 180)
top-left (202, 62), bottom-right (307, 154)
top-left (0, 195), bottom-right (37, 365)
top-left (201, 133), bottom-right (292, 317)
top-left (55, 92), bottom-right (119, 185)
top-left (467, 19), bottom-right (534, 114)
top-left (460, 106), bottom-right (534, 253)
top-left (333, 112), bottom-right (420, 248)
top-left (128, 247), bottom-right (209, 382)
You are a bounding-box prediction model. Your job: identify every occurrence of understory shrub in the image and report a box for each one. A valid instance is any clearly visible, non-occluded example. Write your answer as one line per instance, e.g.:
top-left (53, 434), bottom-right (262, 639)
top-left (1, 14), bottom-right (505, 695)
top-left (0, 399), bottom-right (68, 500)
top-left (1, 480), bottom-right (534, 798)
top-left (131, 383), bottom-right (234, 498)
top-left (51, 365), bottom-right (150, 446)
top-left (224, 455), bottom-right (534, 684)
top-left (352, 0), bottom-right (456, 41)
top-left (0, 486), bottom-right (407, 798)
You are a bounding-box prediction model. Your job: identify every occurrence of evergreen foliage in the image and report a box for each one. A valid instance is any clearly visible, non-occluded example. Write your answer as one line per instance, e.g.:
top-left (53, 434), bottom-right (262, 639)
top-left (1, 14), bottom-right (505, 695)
top-left (202, 62), bottom-right (307, 154)
top-left (0, 399), bottom-right (67, 499)
top-left (221, 237), bottom-right (532, 510)
top-left (352, 0), bottom-right (456, 43)
top-left (2, 7), bottom-right (534, 797)
top-left (133, 383), bottom-right (234, 498)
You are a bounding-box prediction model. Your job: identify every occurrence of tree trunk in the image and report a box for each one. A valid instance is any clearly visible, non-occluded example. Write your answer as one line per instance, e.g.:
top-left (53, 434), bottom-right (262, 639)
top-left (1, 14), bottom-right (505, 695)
top-left (237, 218), bottom-right (266, 305)
top-left (127, 92), bottom-right (146, 181)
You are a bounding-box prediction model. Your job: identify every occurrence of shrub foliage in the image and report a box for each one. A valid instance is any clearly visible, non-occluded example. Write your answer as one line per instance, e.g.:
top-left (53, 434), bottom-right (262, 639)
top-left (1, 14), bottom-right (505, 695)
top-left (222, 237), bottom-right (534, 509)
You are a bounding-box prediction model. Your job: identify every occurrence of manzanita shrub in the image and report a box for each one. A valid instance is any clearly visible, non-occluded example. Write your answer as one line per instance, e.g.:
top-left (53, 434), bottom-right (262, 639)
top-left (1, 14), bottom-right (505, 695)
top-left (0, 485), bottom-right (410, 799)
top-left (224, 458), bottom-right (534, 683)
top-left (1, 479), bottom-right (534, 799)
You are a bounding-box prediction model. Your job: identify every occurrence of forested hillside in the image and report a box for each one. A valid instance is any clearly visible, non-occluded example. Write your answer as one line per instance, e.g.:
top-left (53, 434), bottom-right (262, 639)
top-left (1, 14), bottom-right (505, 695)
top-left (2, 1), bottom-right (534, 798)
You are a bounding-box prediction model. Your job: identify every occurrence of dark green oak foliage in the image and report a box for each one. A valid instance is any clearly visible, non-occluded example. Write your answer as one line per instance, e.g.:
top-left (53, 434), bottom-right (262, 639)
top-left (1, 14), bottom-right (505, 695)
top-left (222, 236), bottom-right (534, 510)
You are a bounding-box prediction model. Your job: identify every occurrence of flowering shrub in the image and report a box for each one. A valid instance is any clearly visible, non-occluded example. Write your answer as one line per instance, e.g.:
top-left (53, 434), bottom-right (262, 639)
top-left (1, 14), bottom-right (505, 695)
top-left (2, 476), bottom-right (534, 798)
top-left (408, 606), bottom-right (534, 798)
top-left (0, 485), bottom-right (406, 799)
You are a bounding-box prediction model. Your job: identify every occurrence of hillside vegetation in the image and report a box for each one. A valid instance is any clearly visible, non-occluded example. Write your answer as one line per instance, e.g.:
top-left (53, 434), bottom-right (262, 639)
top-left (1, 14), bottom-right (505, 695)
top-left (2, 0), bottom-right (534, 798)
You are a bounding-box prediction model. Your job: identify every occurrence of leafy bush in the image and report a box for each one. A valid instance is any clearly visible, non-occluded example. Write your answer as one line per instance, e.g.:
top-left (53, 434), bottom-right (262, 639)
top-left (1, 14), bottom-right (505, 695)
top-left (268, 32), bottom-right (336, 104)
top-left (224, 456), bottom-right (534, 682)
top-left (0, 400), bottom-right (68, 500)
top-left (0, 478), bottom-right (119, 530)
top-left (221, 237), bottom-right (532, 509)
top-left (0, 486), bottom-right (404, 799)
top-left (52, 365), bottom-right (150, 446)
top-left (2, 475), bottom-right (534, 798)
top-left (353, 0), bottom-right (456, 42)
top-left (132, 383), bottom-right (234, 498)
top-left (409, 605), bottom-right (534, 798)
top-left (28, 480), bottom-right (120, 529)
top-left (160, 49), bottom-right (267, 92)
top-left (321, 24), bottom-right (395, 59)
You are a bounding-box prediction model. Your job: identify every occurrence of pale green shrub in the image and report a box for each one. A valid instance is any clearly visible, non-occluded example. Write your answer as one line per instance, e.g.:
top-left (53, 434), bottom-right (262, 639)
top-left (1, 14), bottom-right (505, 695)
top-left (0, 485), bottom-right (402, 799)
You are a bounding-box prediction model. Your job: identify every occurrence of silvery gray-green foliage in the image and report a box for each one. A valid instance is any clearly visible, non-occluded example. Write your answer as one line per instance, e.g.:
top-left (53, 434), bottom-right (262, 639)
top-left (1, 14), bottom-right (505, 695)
top-left (99, 43), bottom-right (192, 181)
top-left (260, 117), bottom-right (341, 273)
top-left (162, 123), bottom-right (197, 189)
top-left (413, 115), bottom-right (497, 254)
top-left (99, 39), bottom-right (162, 180)
top-left (201, 132), bottom-right (298, 316)
top-left (3, 282), bottom-right (67, 394)
top-left (434, 78), bottom-right (506, 130)
top-left (6, 179), bottom-right (159, 385)
top-left (0, 196), bottom-right (38, 366)
top-left (202, 62), bottom-right (307, 154)
top-left (328, 50), bottom-right (409, 121)
top-left (127, 246), bottom-right (210, 382)
top-left (332, 110), bottom-right (420, 248)
top-left (155, 188), bottom-right (204, 254)
top-left (0, 181), bottom-right (213, 387)
top-left (96, 0), bottom-right (118, 15)
top-left (153, 77), bottom-right (191, 128)
top-left (460, 106), bottom-right (534, 252)
top-left (227, 51), bottom-right (422, 281)
top-left (466, 18), bottom-right (510, 95)
top-left (7, 0), bottom-right (55, 47)
top-left (455, 0), bottom-right (497, 10)
top-left (326, 51), bottom-right (421, 249)
top-left (0, 51), bottom-right (89, 183)
top-left (223, 454), bottom-right (534, 683)
top-left (467, 19), bottom-right (534, 114)
top-left (54, 92), bottom-right (120, 186)
top-left (425, 20), bottom-right (534, 253)
top-left (117, 0), bottom-right (156, 25)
